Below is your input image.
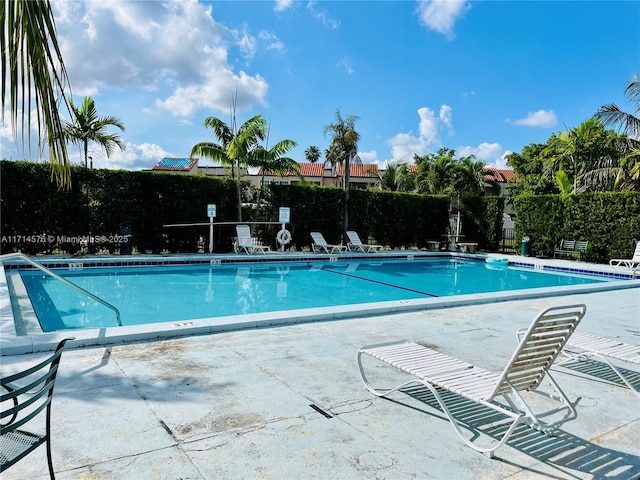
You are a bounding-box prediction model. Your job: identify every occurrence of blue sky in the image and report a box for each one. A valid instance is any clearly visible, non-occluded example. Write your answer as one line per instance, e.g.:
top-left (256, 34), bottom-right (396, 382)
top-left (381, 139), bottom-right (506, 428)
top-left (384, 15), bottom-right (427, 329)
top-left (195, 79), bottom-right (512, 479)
top-left (1, 0), bottom-right (638, 171)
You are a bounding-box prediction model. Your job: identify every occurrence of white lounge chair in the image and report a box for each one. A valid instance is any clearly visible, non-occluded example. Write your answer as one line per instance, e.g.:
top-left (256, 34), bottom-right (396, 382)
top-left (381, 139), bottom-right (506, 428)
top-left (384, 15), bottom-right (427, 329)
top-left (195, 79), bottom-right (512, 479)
top-left (609, 241), bottom-right (640, 272)
top-left (235, 225), bottom-right (271, 254)
top-left (560, 332), bottom-right (640, 398)
top-left (346, 231), bottom-right (383, 253)
top-left (357, 304), bottom-right (586, 457)
top-left (310, 232), bottom-right (346, 254)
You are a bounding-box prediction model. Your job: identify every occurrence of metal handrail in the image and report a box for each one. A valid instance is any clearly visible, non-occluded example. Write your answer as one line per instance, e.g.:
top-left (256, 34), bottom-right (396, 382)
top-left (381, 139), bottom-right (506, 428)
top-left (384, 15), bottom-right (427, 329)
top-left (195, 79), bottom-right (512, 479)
top-left (0, 253), bottom-right (122, 327)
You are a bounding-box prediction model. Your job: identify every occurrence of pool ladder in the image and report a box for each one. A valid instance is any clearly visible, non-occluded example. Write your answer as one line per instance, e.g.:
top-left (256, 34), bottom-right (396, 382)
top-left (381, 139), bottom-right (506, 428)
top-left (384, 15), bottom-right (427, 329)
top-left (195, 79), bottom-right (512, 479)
top-left (0, 253), bottom-right (122, 327)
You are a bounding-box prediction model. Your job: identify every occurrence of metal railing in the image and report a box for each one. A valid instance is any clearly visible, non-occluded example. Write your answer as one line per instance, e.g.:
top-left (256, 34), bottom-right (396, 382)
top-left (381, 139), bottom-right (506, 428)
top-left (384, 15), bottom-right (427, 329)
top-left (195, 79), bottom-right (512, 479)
top-left (0, 253), bottom-right (122, 326)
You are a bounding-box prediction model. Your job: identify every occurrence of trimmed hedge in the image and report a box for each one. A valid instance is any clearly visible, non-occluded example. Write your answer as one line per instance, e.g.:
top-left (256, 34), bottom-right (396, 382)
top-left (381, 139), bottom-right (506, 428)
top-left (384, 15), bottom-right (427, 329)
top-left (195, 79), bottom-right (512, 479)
top-left (513, 192), bottom-right (640, 263)
top-left (2, 161), bottom-right (505, 255)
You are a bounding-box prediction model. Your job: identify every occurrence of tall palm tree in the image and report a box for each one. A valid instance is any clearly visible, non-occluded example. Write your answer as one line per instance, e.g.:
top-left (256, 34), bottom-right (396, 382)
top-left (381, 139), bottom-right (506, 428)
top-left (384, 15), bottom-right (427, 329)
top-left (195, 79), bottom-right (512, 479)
top-left (595, 74), bottom-right (640, 191)
top-left (62, 96), bottom-right (126, 169)
top-left (596, 74), bottom-right (640, 140)
top-left (324, 110), bottom-right (361, 175)
top-left (304, 145), bottom-right (321, 163)
top-left (191, 113), bottom-right (266, 221)
top-left (324, 110), bottom-right (361, 243)
top-left (2, 0), bottom-right (72, 187)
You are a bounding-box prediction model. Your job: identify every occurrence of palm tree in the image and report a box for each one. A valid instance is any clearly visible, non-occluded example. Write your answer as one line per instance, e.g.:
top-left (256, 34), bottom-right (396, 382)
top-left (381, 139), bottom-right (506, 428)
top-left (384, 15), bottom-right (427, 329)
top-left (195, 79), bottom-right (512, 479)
top-left (378, 161), bottom-right (414, 192)
top-left (324, 110), bottom-right (361, 243)
top-left (596, 73), bottom-right (640, 140)
top-left (545, 118), bottom-right (623, 193)
top-left (304, 145), bottom-right (321, 163)
top-left (191, 113), bottom-right (266, 221)
top-left (62, 97), bottom-right (126, 169)
top-left (2, 0), bottom-right (72, 187)
top-left (414, 149), bottom-right (457, 195)
top-left (595, 74), bottom-right (640, 191)
top-left (250, 134), bottom-right (299, 229)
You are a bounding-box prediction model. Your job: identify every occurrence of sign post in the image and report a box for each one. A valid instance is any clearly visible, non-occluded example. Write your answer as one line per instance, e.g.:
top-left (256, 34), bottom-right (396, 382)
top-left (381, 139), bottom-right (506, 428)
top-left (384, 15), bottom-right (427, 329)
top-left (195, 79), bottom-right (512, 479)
top-left (277, 207), bottom-right (291, 252)
top-left (207, 204), bottom-right (216, 253)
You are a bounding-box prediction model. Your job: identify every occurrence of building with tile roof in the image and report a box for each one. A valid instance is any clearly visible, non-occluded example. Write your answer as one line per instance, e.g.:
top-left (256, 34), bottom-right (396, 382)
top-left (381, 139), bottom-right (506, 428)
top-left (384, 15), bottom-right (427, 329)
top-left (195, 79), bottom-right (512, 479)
top-left (255, 162), bottom-right (379, 189)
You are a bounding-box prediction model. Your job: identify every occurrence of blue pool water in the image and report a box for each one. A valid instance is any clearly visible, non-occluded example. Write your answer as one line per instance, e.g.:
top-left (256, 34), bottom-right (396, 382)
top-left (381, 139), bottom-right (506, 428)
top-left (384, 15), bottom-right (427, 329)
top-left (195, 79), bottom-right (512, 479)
top-left (19, 258), bottom-right (609, 332)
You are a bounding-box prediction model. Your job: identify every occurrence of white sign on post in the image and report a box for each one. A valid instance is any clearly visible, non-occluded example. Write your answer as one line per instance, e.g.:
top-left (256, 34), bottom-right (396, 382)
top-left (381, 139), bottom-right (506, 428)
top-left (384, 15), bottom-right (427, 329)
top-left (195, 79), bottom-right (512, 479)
top-left (278, 207), bottom-right (290, 224)
top-left (207, 204), bottom-right (216, 218)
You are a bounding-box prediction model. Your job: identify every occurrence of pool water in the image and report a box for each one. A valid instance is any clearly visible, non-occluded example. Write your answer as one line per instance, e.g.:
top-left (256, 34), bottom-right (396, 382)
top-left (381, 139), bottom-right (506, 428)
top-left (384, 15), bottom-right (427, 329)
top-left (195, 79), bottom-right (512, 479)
top-left (19, 258), bottom-right (609, 332)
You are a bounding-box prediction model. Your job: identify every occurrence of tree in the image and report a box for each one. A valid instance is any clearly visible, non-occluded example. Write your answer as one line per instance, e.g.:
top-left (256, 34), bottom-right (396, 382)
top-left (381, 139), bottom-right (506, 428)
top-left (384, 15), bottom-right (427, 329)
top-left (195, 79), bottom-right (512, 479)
top-left (595, 73), bottom-right (640, 191)
top-left (190, 112), bottom-right (266, 221)
top-left (62, 96), bottom-right (126, 169)
top-left (2, 0), bottom-right (72, 187)
top-left (323, 110), bottom-right (361, 243)
top-left (545, 118), bottom-right (624, 193)
top-left (414, 148), bottom-right (457, 195)
top-left (378, 161), bottom-right (415, 192)
top-left (250, 131), bottom-right (298, 227)
top-left (304, 145), bottom-right (321, 163)
top-left (596, 73), bottom-right (640, 140)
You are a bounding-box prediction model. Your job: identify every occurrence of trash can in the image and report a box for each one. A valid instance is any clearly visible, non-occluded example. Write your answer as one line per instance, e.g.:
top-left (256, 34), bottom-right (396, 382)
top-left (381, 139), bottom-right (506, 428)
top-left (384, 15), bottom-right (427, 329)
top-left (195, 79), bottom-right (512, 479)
top-left (521, 236), bottom-right (531, 257)
top-left (119, 226), bottom-right (133, 255)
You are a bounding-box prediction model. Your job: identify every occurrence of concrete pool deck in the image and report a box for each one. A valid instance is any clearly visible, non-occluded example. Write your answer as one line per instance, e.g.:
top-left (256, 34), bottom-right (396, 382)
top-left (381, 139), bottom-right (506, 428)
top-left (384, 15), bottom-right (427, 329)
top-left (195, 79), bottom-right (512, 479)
top-left (1, 288), bottom-right (638, 479)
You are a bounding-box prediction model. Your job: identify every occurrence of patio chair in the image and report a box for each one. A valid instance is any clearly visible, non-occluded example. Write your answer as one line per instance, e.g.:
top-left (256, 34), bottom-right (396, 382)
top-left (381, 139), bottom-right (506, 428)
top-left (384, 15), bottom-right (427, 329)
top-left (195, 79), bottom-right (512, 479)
top-left (609, 241), bottom-right (640, 271)
top-left (346, 231), bottom-right (384, 253)
top-left (357, 304), bottom-right (586, 457)
top-left (310, 232), bottom-right (346, 254)
top-left (235, 225), bottom-right (271, 254)
top-left (559, 332), bottom-right (640, 398)
top-left (1, 338), bottom-right (74, 479)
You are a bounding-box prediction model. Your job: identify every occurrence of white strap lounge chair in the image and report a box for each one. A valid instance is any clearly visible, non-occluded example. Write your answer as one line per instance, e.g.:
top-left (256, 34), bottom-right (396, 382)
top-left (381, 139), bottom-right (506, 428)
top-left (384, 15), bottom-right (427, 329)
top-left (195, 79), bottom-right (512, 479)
top-left (609, 241), bottom-right (640, 272)
top-left (357, 304), bottom-right (586, 457)
top-left (310, 232), bottom-right (346, 254)
top-left (235, 225), bottom-right (271, 254)
top-left (346, 231), bottom-right (384, 253)
top-left (560, 332), bottom-right (640, 398)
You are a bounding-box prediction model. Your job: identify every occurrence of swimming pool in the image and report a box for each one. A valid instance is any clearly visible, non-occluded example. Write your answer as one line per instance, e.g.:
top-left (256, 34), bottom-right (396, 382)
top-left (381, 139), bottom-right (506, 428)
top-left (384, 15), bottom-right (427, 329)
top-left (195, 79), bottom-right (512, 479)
top-left (14, 257), bottom-right (617, 332)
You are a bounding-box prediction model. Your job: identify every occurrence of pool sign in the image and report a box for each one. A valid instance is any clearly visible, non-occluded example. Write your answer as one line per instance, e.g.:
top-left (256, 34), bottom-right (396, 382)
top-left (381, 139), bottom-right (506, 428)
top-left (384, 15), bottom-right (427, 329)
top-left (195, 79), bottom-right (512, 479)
top-left (278, 207), bottom-right (290, 224)
top-left (207, 204), bottom-right (216, 218)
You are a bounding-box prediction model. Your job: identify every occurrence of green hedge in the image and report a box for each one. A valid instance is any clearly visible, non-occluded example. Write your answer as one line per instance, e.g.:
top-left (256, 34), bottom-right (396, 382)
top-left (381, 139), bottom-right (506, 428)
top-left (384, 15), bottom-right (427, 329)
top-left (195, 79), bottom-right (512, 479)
top-left (2, 161), bottom-right (504, 255)
top-left (513, 192), bottom-right (640, 263)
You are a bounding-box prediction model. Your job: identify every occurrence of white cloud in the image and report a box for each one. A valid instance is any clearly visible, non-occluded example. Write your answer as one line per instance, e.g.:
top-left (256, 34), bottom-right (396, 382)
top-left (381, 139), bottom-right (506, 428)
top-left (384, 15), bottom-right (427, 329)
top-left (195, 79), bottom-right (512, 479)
top-left (274, 0), bottom-right (294, 12)
top-left (259, 31), bottom-right (285, 52)
top-left (337, 57), bottom-right (355, 75)
top-left (457, 142), bottom-right (504, 165)
top-left (357, 150), bottom-right (378, 162)
top-left (307, 2), bottom-right (340, 29)
top-left (51, 0), bottom-right (269, 115)
top-left (91, 142), bottom-right (171, 171)
top-left (512, 109), bottom-right (557, 128)
top-left (415, 0), bottom-right (470, 39)
top-left (387, 105), bottom-right (453, 161)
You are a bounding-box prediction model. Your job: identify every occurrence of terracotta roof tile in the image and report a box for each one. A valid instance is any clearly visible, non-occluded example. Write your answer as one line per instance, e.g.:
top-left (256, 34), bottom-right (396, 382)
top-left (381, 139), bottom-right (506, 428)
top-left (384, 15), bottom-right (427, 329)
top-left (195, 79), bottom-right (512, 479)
top-left (484, 168), bottom-right (515, 182)
top-left (337, 163), bottom-right (378, 177)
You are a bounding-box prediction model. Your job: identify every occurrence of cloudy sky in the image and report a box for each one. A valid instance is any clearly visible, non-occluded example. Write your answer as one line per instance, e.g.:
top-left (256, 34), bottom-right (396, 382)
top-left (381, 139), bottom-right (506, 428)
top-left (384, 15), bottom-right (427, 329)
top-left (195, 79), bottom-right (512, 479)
top-left (1, 0), bottom-right (638, 171)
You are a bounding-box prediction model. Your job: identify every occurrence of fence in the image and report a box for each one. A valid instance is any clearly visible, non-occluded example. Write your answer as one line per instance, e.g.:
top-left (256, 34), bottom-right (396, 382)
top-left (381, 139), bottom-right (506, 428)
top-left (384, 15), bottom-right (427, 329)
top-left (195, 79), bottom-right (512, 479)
top-left (500, 228), bottom-right (518, 254)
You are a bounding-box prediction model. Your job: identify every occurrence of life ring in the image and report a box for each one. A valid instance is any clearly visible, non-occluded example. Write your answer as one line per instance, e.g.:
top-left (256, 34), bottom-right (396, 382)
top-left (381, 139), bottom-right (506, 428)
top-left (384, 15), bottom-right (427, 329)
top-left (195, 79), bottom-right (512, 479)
top-left (276, 229), bottom-right (292, 245)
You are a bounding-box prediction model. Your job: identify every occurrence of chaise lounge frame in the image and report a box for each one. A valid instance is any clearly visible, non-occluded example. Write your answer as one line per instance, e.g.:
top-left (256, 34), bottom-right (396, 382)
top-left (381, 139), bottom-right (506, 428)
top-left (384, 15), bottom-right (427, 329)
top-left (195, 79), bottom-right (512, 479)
top-left (346, 231), bottom-right (383, 253)
top-left (234, 225), bottom-right (271, 254)
top-left (357, 304), bottom-right (586, 457)
top-left (310, 232), bottom-right (347, 254)
top-left (559, 332), bottom-right (640, 398)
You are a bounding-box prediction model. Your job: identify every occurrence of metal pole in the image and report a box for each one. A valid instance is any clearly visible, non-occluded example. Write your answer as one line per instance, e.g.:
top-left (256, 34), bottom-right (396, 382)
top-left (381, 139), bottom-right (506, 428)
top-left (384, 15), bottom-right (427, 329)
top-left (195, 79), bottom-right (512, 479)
top-left (209, 217), bottom-right (214, 254)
